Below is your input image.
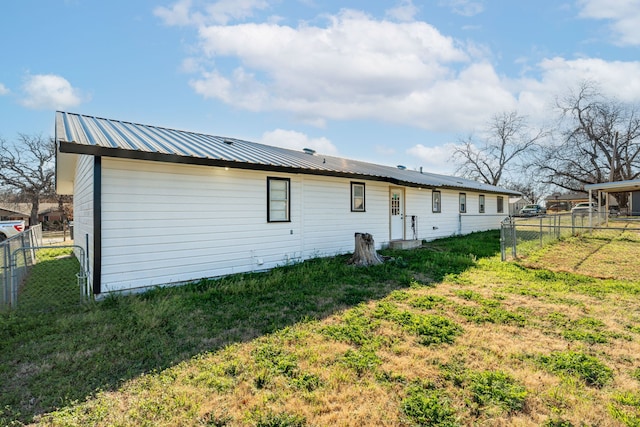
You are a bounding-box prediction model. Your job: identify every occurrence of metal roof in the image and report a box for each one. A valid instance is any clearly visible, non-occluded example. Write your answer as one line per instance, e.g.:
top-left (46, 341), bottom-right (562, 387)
top-left (55, 111), bottom-right (520, 196)
top-left (584, 179), bottom-right (640, 193)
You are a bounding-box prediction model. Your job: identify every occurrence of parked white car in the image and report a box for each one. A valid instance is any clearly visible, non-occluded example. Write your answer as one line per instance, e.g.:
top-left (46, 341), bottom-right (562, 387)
top-left (519, 204), bottom-right (546, 216)
top-left (0, 220), bottom-right (26, 242)
top-left (571, 202), bottom-right (597, 215)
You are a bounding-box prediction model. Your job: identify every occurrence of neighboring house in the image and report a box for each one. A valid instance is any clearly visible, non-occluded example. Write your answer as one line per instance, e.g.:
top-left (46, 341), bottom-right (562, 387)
top-left (544, 192), bottom-right (618, 211)
top-left (508, 197), bottom-right (528, 216)
top-left (55, 111), bottom-right (519, 296)
top-left (0, 203), bottom-right (71, 226)
top-left (0, 207), bottom-right (29, 221)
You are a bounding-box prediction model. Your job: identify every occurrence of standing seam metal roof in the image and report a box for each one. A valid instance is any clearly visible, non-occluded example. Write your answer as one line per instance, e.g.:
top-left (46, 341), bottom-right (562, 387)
top-left (55, 111), bottom-right (520, 195)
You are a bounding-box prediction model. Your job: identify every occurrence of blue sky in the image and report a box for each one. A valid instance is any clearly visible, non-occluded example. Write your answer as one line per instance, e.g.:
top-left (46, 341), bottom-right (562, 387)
top-left (1, 0), bottom-right (639, 175)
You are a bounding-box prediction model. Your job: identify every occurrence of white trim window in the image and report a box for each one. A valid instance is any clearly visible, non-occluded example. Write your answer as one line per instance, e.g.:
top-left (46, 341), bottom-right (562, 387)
top-left (432, 190), bottom-right (441, 213)
top-left (479, 194), bottom-right (485, 213)
top-left (497, 196), bottom-right (504, 213)
top-left (351, 182), bottom-right (365, 212)
top-left (267, 177), bottom-right (290, 222)
top-left (459, 193), bottom-right (466, 213)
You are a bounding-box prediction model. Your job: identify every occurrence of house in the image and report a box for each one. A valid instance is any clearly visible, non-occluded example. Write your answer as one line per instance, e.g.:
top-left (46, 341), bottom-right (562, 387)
top-left (544, 192), bottom-right (618, 210)
top-left (508, 197), bottom-right (528, 216)
top-left (0, 202), bottom-right (72, 227)
top-left (55, 111), bottom-right (519, 296)
top-left (0, 206), bottom-right (29, 221)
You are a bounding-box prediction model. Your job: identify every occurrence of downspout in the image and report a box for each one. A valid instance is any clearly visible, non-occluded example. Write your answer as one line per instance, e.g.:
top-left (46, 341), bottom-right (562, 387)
top-left (93, 156), bottom-right (102, 295)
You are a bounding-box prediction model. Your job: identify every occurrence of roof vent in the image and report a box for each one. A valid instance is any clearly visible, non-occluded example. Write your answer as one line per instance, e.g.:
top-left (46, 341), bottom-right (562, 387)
top-left (303, 148), bottom-right (316, 155)
top-left (223, 139), bottom-right (234, 145)
top-left (397, 165), bottom-right (407, 170)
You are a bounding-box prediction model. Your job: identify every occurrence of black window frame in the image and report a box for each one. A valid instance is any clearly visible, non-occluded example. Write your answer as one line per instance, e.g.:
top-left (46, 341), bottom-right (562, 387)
top-left (459, 193), bottom-right (467, 213)
top-left (497, 196), bottom-right (504, 213)
top-left (432, 190), bottom-right (441, 213)
top-left (350, 181), bottom-right (366, 212)
top-left (267, 177), bottom-right (291, 223)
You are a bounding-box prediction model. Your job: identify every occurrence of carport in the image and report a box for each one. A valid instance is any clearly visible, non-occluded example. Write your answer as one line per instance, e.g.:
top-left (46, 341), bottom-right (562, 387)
top-left (584, 179), bottom-right (640, 225)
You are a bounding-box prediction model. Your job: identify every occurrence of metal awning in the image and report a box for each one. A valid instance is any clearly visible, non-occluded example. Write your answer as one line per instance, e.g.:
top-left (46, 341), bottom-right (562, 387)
top-left (584, 179), bottom-right (640, 226)
top-left (584, 179), bottom-right (640, 193)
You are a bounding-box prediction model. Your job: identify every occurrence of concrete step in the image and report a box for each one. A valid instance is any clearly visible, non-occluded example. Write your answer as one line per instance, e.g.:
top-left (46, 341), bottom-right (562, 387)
top-left (389, 239), bottom-right (422, 250)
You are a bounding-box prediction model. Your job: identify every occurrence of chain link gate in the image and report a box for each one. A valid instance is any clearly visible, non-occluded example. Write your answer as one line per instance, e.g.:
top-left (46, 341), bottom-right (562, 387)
top-left (8, 245), bottom-right (89, 312)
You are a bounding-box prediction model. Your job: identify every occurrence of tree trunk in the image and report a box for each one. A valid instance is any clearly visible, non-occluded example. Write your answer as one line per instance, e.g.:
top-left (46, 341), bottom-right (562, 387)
top-left (30, 196), bottom-right (39, 226)
top-left (347, 233), bottom-right (386, 266)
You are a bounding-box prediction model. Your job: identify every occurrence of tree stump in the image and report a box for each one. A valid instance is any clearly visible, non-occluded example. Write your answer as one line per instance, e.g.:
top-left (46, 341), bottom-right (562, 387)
top-left (347, 232), bottom-right (387, 266)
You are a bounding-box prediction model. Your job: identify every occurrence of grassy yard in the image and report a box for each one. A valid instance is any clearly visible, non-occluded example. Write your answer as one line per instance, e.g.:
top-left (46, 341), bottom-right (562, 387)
top-left (2, 231), bottom-right (640, 426)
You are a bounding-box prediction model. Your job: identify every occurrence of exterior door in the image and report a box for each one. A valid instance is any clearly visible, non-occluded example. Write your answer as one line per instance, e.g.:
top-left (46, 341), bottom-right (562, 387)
top-left (390, 188), bottom-right (404, 240)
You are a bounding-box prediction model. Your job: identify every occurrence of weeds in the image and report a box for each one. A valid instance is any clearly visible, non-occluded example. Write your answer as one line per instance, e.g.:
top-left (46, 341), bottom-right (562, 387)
top-left (468, 370), bottom-right (528, 413)
top-left (372, 301), bottom-right (463, 345)
top-left (535, 351), bottom-right (614, 387)
top-left (401, 381), bottom-right (459, 427)
top-left (609, 391), bottom-right (640, 426)
top-left (4, 230), bottom-right (640, 426)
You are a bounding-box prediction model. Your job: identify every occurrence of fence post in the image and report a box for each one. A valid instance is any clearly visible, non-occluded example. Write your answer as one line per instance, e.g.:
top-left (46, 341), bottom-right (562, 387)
top-left (500, 222), bottom-right (506, 261)
top-left (1, 244), bottom-right (7, 309)
top-left (511, 219), bottom-right (517, 259)
top-left (539, 216), bottom-right (543, 248)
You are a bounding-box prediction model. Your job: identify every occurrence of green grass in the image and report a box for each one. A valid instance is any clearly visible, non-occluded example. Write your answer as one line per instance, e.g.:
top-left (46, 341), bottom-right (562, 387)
top-left (2, 230), bottom-right (640, 426)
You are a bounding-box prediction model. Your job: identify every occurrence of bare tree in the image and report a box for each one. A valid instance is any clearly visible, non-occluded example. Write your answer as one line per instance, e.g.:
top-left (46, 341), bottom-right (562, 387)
top-left (0, 134), bottom-right (56, 225)
top-left (505, 181), bottom-right (545, 204)
top-left (452, 111), bottom-right (548, 186)
top-left (537, 82), bottom-right (640, 200)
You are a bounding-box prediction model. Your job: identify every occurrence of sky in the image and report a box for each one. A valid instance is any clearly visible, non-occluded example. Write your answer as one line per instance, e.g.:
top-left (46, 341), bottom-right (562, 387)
top-left (1, 0), bottom-right (640, 175)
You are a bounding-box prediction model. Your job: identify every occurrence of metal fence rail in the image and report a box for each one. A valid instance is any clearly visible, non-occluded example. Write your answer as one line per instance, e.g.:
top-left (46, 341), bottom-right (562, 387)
top-left (10, 245), bottom-right (88, 312)
top-left (500, 212), bottom-right (640, 261)
top-left (1, 226), bottom-right (90, 311)
top-left (1, 225), bottom-right (42, 309)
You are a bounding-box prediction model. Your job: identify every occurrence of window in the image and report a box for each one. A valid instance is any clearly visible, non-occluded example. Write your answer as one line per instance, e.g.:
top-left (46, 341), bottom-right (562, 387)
top-left (479, 194), bottom-right (485, 213)
top-left (432, 190), bottom-right (441, 213)
top-left (459, 193), bottom-right (466, 213)
top-left (267, 177), bottom-right (290, 222)
top-left (497, 196), bottom-right (504, 213)
top-left (351, 182), bottom-right (365, 212)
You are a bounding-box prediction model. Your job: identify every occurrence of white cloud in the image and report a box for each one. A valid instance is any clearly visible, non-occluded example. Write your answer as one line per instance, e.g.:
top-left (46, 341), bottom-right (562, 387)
top-left (154, 0), bottom-right (195, 26)
top-left (438, 0), bottom-right (485, 17)
top-left (155, 0), bottom-right (270, 26)
top-left (204, 0), bottom-right (269, 25)
top-left (517, 57), bottom-right (640, 108)
top-left (188, 10), bottom-right (500, 130)
top-left (385, 0), bottom-right (419, 22)
top-left (171, 3), bottom-right (640, 136)
top-left (578, 0), bottom-right (640, 45)
top-left (407, 142), bottom-right (458, 175)
top-left (0, 83), bottom-right (9, 95)
top-left (20, 74), bottom-right (84, 110)
top-left (260, 129), bottom-right (338, 155)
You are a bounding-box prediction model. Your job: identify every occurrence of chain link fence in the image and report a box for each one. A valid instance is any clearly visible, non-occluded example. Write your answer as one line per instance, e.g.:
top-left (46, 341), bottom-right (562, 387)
top-left (1, 226), bottom-right (89, 312)
top-left (500, 211), bottom-right (636, 261)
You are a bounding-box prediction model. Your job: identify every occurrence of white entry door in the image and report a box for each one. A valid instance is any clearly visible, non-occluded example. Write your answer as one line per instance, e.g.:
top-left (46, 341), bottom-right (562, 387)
top-left (390, 188), bottom-right (404, 240)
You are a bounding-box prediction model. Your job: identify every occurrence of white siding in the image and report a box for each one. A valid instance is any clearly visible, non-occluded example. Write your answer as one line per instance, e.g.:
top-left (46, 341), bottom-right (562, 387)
top-left (100, 158), bottom-right (307, 292)
top-left (73, 155), bottom-right (94, 287)
top-left (300, 177), bottom-right (390, 258)
top-left (84, 157), bottom-right (512, 293)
